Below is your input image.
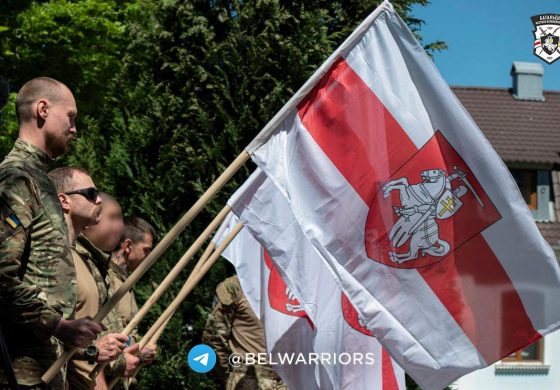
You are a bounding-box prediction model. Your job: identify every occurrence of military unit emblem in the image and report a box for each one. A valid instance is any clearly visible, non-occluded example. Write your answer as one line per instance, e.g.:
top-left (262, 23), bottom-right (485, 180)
top-left (532, 14), bottom-right (560, 64)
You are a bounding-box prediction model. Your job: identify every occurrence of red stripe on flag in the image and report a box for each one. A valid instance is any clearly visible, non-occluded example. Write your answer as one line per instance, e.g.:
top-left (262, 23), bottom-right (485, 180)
top-left (297, 57), bottom-right (540, 364)
top-left (297, 58), bottom-right (417, 205)
top-left (418, 234), bottom-right (542, 363)
top-left (381, 348), bottom-right (399, 390)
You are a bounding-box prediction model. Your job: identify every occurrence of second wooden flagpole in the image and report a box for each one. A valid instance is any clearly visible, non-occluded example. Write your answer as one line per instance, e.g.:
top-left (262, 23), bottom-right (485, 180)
top-left (89, 206), bottom-right (231, 379)
top-left (41, 152), bottom-right (249, 384)
top-left (109, 226), bottom-right (240, 389)
top-left (141, 223), bottom-right (242, 348)
top-left (111, 239), bottom-right (216, 389)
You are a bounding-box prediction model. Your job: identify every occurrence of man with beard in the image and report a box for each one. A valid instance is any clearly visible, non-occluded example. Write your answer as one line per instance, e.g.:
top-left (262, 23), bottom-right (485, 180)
top-left (81, 194), bottom-right (142, 388)
top-left (0, 78), bottom-right (104, 389)
top-left (48, 168), bottom-right (129, 390)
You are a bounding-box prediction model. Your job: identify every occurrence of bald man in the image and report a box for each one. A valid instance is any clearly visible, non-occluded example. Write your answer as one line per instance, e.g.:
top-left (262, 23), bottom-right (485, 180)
top-left (0, 78), bottom-right (103, 389)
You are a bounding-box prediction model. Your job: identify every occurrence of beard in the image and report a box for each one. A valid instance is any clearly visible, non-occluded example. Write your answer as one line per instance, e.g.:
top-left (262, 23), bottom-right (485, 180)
top-left (78, 206), bottom-right (102, 228)
top-left (46, 129), bottom-right (74, 158)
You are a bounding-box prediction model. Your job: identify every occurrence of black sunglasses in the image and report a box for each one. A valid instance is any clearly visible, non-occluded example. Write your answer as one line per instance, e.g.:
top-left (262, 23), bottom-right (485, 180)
top-left (64, 187), bottom-right (99, 203)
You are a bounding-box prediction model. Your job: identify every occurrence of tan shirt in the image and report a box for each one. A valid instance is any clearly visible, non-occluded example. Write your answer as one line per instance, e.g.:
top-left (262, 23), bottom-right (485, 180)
top-left (67, 246), bottom-right (108, 390)
top-left (73, 250), bottom-right (101, 319)
top-left (71, 241), bottom-right (128, 383)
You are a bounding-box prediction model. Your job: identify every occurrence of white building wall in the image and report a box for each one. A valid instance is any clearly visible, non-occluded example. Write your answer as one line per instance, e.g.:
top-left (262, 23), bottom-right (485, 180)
top-left (455, 330), bottom-right (560, 390)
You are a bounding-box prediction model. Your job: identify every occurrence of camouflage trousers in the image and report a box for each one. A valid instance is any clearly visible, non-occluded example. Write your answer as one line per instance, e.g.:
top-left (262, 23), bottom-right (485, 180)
top-left (226, 365), bottom-right (287, 390)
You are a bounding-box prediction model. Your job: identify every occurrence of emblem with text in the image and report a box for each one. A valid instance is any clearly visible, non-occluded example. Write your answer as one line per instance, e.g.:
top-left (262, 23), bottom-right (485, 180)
top-left (531, 14), bottom-right (560, 64)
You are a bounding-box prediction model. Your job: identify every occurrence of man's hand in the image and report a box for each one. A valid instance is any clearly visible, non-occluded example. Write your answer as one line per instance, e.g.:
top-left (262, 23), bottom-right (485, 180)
top-left (95, 333), bottom-right (128, 363)
top-left (123, 343), bottom-right (141, 377)
top-left (140, 343), bottom-right (157, 365)
top-left (53, 316), bottom-right (105, 348)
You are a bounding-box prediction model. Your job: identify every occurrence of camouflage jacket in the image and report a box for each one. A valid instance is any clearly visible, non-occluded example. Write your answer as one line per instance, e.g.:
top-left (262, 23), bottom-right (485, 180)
top-left (202, 275), bottom-right (270, 384)
top-left (107, 261), bottom-right (139, 335)
top-left (0, 139), bottom-right (77, 388)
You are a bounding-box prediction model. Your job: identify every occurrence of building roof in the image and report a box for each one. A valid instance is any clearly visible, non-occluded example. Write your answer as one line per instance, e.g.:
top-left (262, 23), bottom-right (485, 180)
top-left (451, 86), bottom-right (560, 166)
top-left (536, 222), bottom-right (560, 248)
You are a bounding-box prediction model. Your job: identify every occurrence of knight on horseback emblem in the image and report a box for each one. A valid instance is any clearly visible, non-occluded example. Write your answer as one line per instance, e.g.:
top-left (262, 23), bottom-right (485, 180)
top-left (382, 166), bottom-right (484, 264)
top-left (531, 14), bottom-right (560, 64)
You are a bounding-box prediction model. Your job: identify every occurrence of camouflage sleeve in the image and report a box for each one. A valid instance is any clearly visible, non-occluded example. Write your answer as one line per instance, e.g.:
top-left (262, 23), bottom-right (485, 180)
top-left (201, 280), bottom-right (238, 383)
top-left (0, 173), bottom-right (61, 341)
top-left (102, 306), bottom-right (124, 335)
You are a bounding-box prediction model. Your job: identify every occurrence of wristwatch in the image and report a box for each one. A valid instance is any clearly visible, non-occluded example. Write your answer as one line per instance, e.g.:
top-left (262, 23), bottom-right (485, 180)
top-left (84, 345), bottom-right (99, 364)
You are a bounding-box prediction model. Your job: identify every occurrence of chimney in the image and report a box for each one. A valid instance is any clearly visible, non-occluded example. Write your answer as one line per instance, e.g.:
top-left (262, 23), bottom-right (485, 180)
top-left (511, 61), bottom-right (545, 101)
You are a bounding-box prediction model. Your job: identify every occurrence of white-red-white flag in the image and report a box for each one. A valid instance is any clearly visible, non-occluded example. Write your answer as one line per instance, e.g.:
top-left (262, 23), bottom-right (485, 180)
top-left (246, 1), bottom-right (560, 389)
top-left (213, 211), bottom-right (322, 389)
top-left (218, 169), bottom-right (405, 389)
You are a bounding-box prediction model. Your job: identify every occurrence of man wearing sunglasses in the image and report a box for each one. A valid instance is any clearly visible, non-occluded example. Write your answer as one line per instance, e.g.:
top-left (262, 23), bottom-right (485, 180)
top-left (0, 78), bottom-right (104, 389)
top-left (48, 167), bottom-right (130, 390)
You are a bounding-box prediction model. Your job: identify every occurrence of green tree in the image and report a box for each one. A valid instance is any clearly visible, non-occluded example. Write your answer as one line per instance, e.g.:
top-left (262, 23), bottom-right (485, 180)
top-left (0, 0), bottom-right (133, 117)
top-left (66, 1), bottom-right (444, 388)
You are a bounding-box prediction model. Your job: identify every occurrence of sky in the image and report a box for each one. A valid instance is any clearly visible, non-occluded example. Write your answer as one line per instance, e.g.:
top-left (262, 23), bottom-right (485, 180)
top-left (410, 0), bottom-right (560, 90)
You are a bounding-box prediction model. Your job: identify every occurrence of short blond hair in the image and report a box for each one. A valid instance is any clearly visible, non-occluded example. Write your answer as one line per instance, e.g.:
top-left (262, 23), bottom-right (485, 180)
top-left (15, 77), bottom-right (68, 123)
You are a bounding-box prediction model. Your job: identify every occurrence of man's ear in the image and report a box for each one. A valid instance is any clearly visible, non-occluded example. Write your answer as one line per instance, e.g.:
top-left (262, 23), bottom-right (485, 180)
top-left (36, 99), bottom-right (49, 128)
top-left (123, 239), bottom-right (133, 254)
top-left (58, 193), bottom-right (71, 213)
top-left (37, 99), bottom-right (50, 118)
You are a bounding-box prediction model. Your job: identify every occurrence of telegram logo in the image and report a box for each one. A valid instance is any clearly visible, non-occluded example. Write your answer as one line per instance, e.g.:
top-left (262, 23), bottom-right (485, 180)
top-left (187, 344), bottom-right (217, 373)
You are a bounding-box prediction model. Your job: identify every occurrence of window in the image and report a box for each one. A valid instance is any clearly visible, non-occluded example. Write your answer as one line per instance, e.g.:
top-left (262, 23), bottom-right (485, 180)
top-left (510, 168), bottom-right (553, 221)
top-left (502, 339), bottom-right (544, 363)
top-left (511, 169), bottom-right (538, 209)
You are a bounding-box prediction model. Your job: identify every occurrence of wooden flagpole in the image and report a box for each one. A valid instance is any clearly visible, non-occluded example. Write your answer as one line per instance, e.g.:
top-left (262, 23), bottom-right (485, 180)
top-left (43, 2), bottom-right (392, 383)
top-left (111, 239), bottom-right (217, 389)
top-left (88, 206), bottom-right (231, 380)
top-left (108, 224), bottom-right (241, 389)
top-left (41, 151), bottom-right (247, 384)
top-left (109, 307), bottom-right (173, 389)
top-left (139, 223), bottom-right (242, 348)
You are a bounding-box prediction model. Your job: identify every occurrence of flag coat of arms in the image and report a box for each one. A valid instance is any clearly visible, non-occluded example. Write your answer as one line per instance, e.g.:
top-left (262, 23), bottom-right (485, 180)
top-left (245, 1), bottom-right (560, 389)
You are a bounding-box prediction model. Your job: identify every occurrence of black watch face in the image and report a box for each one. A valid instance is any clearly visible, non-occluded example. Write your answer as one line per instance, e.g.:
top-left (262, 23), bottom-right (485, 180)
top-left (86, 345), bottom-right (97, 356)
